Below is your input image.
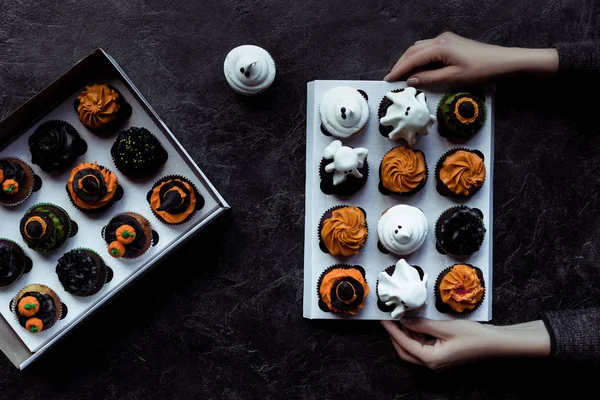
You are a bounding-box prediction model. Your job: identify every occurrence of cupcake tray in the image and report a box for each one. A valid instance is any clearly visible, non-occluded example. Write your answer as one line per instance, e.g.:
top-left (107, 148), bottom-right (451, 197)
top-left (0, 49), bottom-right (229, 369)
top-left (304, 80), bottom-right (494, 321)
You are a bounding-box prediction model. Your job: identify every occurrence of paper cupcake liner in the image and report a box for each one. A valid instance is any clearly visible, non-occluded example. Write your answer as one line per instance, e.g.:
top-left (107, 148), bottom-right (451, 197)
top-left (317, 205), bottom-right (368, 256)
top-left (56, 248), bottom-right (109, 297)
top-left (378, 145), bottom-right (428, 197)
top-left (435, 148), bottom-right (486, 199)
top-left (30, 120), bottom-right (88, 172)
top-left (318, 156), bottom-right (369, 197)
top-left (66, 163), bottom-right (123, 215)
top-left (74, 84), bottom-right (132, 134)
top-left (22, 202), bottom-right (75, 252)
top-left (147, 175), bottom-right (202, 226)
top-left (434, 264), bottom-right (486, 316)
top-left (436, 93), bottom-right (487, 141)
top-left (12, 283), bottom-right (62, 334)
top-left (316, 264), bottom-right (367, 313)
top-left (434, 205), bottom-right (486, 256)
top-left (102, 211), bottom-right (155, 262)
top-left (0, 157), bottom-right (36, 207)
top-left (0, 238), bottom-right (31, 287)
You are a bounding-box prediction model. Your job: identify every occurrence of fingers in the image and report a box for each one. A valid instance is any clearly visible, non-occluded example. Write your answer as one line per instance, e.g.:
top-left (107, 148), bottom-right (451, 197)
top-left (406, 65), bottom-right (462, 86)
top-left (384, 40), bottom-right (435, 82)
top-left (381, 320), bottom-right (427, 357)
top-left (390, 336), bottom-right (425, 366)
top-left (400, 316), bottom-right (451, 338)
top-left (384, 45), bottom-right (447, 82)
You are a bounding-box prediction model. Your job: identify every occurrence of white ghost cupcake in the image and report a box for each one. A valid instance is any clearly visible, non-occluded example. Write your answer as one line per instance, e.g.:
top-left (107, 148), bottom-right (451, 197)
top-left (319, 86), bottom-right (369, 138)
top-left (319, 140), bottom-right (369, 196)
top-left (223, 45), bottom-right (276, 95)
top-left (377, 205), bottom-right (428, 255)
top-left (377, 259), bottom-right (428, 319)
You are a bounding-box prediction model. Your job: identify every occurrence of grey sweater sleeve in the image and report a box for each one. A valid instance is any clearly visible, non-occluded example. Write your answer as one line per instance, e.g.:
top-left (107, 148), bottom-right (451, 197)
top-left (555, 41), bottom-right (600, 74)
top-left (541, 308), bottom-right (600, 363)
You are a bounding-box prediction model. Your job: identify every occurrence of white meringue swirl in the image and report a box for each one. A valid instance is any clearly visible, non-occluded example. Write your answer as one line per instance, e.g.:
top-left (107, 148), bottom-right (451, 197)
top-left (377, 205), bottom-right (428, 255)
top-left (224, 45), bottom-right (276, 95)
top-left (319, 86), bottom-right (369, 138)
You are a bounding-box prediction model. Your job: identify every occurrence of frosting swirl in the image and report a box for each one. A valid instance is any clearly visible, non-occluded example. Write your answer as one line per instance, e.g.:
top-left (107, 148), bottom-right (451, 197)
top-left (440, 150), bottom-right (485, 196)
top-left (150, 178), bottom-right (197, 224)
top-left (224, 45), bottom-right (276, 94)
top-left (0, 240), bottom-right (26, 286)
top-left (380, 146), bottom-right (426, 193)
top-left (439, 264), bottom-right (484, 313)
top-left (319, 267), bottom-right (369, 315)
top-left (319, 87), bottom-right (369, 138)
top-left (67, 162), bottom-right (118, 210)
top-left (76, 84), bottom-right (120, 129)
top-left (320, 206), bottom-right (367, 256)
top-left (437, 206), bottom-right (486, 255)
top-left (0, 158), bottom-right (26, 200)
top-left (377, 205), bottom-right (428, 255)
top-left (56, 249), bottom-right (106, 296)
top-left (111, 127), bottom-right (168, 178)
top-left (29, 121), bottom-right (86, 171)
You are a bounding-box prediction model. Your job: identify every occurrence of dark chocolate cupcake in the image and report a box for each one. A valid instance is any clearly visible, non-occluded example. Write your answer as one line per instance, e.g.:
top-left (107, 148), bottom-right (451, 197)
top-left (102, 212), bottom-right (155, 259)
top-left (317, 264), bottom-right (369, 315)
top-left (435, 148), bottom-right (486, 198)
top-left (319, 140), bottom-right (369, 196)
top-left (74, 83), bottom-right (132, 133)
top-left (13, 283), bottom-right (62, 333)
top-left (437, 92), bottom-right (486, 141)
top-left (20, 203), bottom-right (78, 253)
top-left (29, 120), bottom-right (87, 172)
top-left (0, 239), bottom-right (32, 287)
top-left (56, 249), bottom-right (109, 297)
top-left (376, 259), bottom-right (427, 318)
top-left (0, 157), bottom-right (41, 207)
top-left (435, 206), bottom-right (486, 256)
top-left (66, 162), bottom-right (124, 213)
top-left (111, 127), bottom-right (168, 179)
top-left (378, 145), bottom-right (428, 196)
top-left (318, 206), bottom-right (368, 256)
top-left (435, 264), bottom-right (485, 314)
top-left (146, 175), bottom-right (204, 225)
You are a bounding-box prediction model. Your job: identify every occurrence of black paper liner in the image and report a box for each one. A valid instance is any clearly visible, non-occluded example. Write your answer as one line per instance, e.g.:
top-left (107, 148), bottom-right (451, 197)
top-left (318, 205), bottom-right (368, 256)
top-left (316, 264), bottom-right (368, 314)
top-left (378, 88), bottom-right (426, 139)
top-left (66, 163), bottom-right (123, 215)
top-left (436, 92), bottom-right (487, 143)
top-left (434, 264), bottom-right (486, 315)
top-left (29, 120), bottom-right (88, 172)
top-left (319, 88), bottom-right (369, 138)
top-left (55, 248), bottom-right (109, 297)
top-left (435, 205), bottom-right (485, 256)
top-left (435, 148), bottom-right (486, 199)
top-left (73, 83), bottom-right (132, 135)
top-left (378, 145), bottom-right (428, 197)
top-left (12, 283), bottom-right (63, 333)
top-left (0, 156), bottom-right (37, 207)
top-left (21, 203), bottom-right (75, 252)
top-left (0, 238), bottom-right (32, 287)
top-left (146, 175), bottom-right (205, 226)
top-left (319, 156), bottom-right (369, 196)
top-left (375, 264), bottom-right (425, 313)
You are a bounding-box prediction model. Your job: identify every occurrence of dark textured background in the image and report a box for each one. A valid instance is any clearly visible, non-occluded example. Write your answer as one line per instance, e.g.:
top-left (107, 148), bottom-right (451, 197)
top-left (1, 0), bottom-right (600, 399)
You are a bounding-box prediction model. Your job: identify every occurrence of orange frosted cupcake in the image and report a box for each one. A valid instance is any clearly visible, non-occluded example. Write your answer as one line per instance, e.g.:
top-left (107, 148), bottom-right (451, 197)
top-left (435, 148), bottom-right (486, 198)
top-left (74, 83), bottom-right (132, 133)
top-left (317, 264), bottom-right (369, 315)
top-left (146, 175), bottom-right (205, 225)
top-left (378, 145), bottom-right (428, 196)
top-left (318, 206), bottom-right (368, 256)
top-left (66, 162), bottom-right (124, 213)
top-left (435, 264), bottom-right (485, 314)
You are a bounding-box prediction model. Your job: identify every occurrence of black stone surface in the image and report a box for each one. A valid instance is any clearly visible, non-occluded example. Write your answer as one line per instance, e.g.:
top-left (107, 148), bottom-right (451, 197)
top-left (1, 1), bottom-right (600, 399)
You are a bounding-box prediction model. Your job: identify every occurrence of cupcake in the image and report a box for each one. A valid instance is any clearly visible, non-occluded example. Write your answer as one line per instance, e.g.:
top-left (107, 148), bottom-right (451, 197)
top-left (378, 87), bottom-right (435, 145)
top-left (317, 264), bottom-right (369, 315)
top-left (56, 249), bottom-right (109, 297)
top-left (66, 162), bottom-right (123, 213)
top-left (437, 92), bottom-right (486, 141)
top-left (111, 127), bottom-right (168, 179)
top-left (20, 203), bottom-right (77, 252)
top-left (0, 157), bottom-right (40, 207)
top-left (376, 259), bottom-right (428, 318)
top-left (102, 212), bottom-right (154, 259)
top-left (74, 83), bottom-right (132, 132)
top-left (28, 120), bottom-right (87, 172)
top-left (318, 206), bottom-right (368, 256)
top-left (13, 284), bottom-right (62, 333)
top-left (377, 205), bottom-right (428, 256)
top-left (319, 140), bottom-right (368, 196)
top-left (435, 206), bottom-right (486, 256)
top-left (0, 239), bottom-right (32, 287)
top-left (378, 145), bottom-right (428, 196)
top-left (223, 45), bottom-right (276, 95)
top-left (146, 175), bottom-right (205, 225)
top-left (319, 86), bottom-right (369, 138)
top-left (436, 148), bottom-right (486, 198)
top-left (435, 264), bottom-right (485, 314)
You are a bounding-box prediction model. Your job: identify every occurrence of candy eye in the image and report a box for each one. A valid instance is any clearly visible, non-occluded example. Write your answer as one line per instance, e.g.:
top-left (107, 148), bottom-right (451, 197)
top-left (240, 67), bottom-right (245, 73)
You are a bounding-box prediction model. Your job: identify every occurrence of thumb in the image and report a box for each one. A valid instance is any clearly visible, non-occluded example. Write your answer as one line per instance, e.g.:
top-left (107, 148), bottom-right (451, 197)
top-left (406, 65), bottom-right (461, 87)
top-left (400, 316), bottom-right (451, 338)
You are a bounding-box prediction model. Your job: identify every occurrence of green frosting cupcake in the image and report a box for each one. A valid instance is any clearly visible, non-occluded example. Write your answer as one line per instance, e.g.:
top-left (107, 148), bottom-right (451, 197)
top-left (19, 203), bottom-right (76, 252)
top-left (437, 92), bottom-right (486, 141)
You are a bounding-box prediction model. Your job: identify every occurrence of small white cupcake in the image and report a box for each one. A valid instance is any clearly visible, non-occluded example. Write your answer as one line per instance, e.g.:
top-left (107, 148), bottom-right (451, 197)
top-left (319, 86), bottom-right (369, 139)
top-left (223, 45), bottom-right (276, 95)
top-left (377, 205), bottom-right (428, 255)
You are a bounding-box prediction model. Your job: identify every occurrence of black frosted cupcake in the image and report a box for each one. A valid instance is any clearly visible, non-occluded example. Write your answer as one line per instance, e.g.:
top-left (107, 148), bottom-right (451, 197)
top-left (29, 120), bottom-right (87, 172)
top-left (74, 83), bottom-right (132, 133)
top-left (20, 203), bottom-right (78, 253)
top-left (435, 264), bottom-right (485, 314)
top-left (56, 249), bottom-right (111, 296)
top-left (0, 157), bottom-right (41, 207)
top-left (378, 145), bottom-right (428, 196)
top-left (435, 148), bottom-right (486, 198)
top-left (102, 212), bottom-right (156, 259)
top-left (437, 92), bottom-right (486, 141)
top-left (317, 264), bottom-right (369, 315)
top-left (435, 206), bottom-right (486, 256)
top-left (319, 140), bottom-right (369, 196)
top-left (111, 127), bottom-right (168, 179)
top-left (0, 239), bottom-right (32, 287)
top-left (146, 175), bottom-right (204, 225)
top-left (66, 162), bottom-right (124, 213)
top-left (13, 283), bottom-right (62, 334)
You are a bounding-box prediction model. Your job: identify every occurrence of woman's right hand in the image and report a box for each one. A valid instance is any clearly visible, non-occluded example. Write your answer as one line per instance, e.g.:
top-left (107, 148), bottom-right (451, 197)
top-left (384, 32), bottom-right (558, 86)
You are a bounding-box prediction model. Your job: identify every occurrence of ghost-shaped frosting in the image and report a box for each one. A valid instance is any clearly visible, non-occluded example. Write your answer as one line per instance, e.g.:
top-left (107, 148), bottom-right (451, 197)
top-left (223, 45), bottom-right (276, 95)
top-left (320, 86), bottom-right (369, 138)
top-left (377, 205), bottom-right (428, 255)
top-left (378, 259), bottom-right (428, 319)
top-left (380, 87), bottom-right (435, 145)
top-left (323, 140), bottom-right (368, 185)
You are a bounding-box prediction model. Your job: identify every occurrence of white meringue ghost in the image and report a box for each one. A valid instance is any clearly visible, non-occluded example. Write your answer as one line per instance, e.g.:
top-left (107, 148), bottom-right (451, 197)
top-left (323, 140), bottom-right (368, 185)
top-left (380, 87), bottom-right (435, 145)
top-left (378, 259), bottom-right (428, 319)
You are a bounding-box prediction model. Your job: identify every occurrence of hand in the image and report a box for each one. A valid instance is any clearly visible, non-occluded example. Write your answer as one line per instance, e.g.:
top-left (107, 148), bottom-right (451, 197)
top-left (381, 317), bottom-right (551, 370)
top-left (384, 31), bottom-right (559, 86)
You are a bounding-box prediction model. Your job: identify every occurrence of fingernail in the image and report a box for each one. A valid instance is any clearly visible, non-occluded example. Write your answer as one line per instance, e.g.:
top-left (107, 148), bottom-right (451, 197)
top-left (407, 77), bottom-right (419, 86)
top-left (383, 74), bottom-right (391, 82)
